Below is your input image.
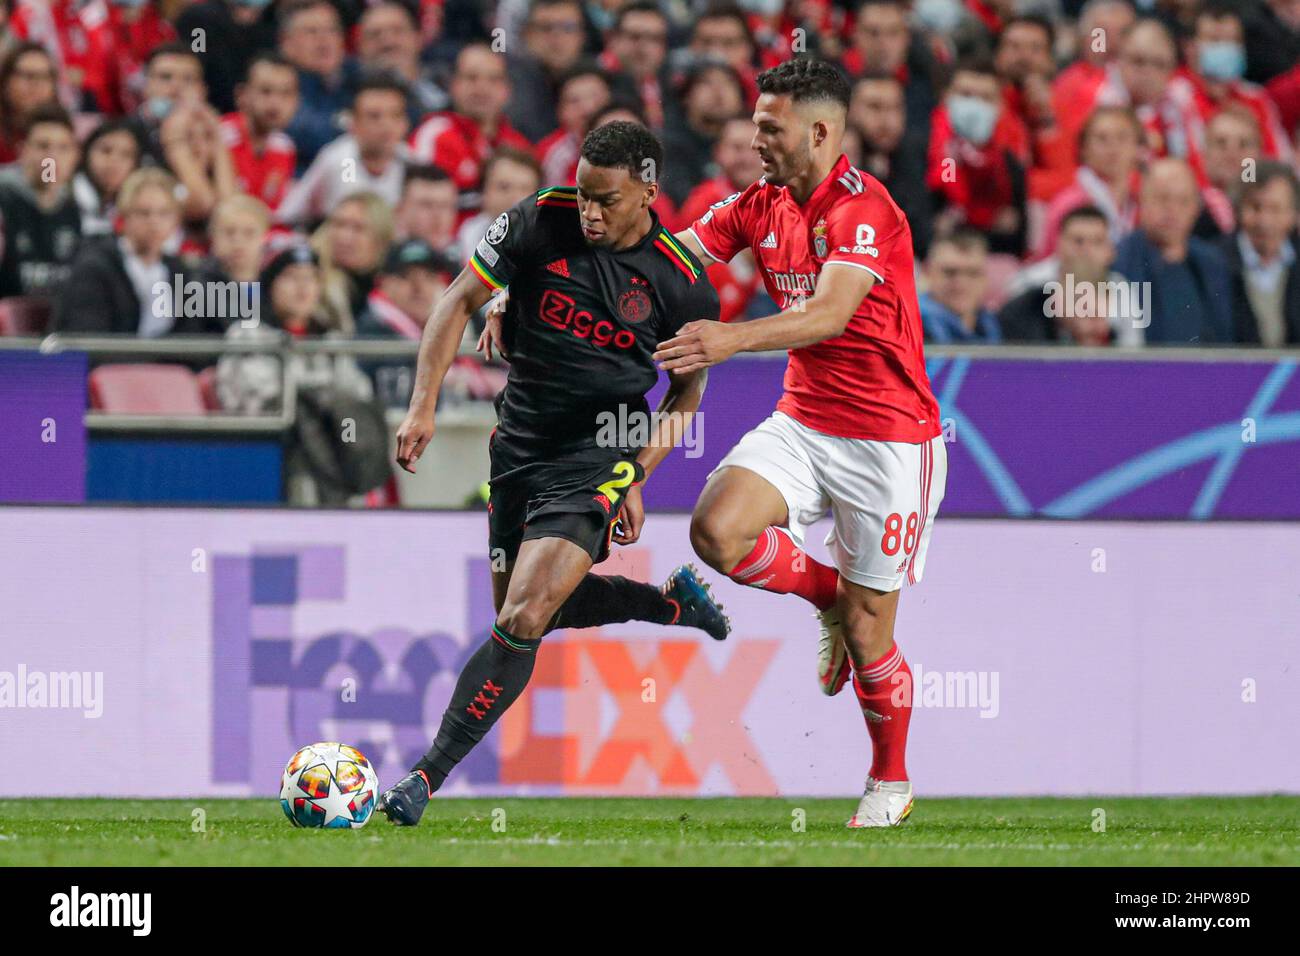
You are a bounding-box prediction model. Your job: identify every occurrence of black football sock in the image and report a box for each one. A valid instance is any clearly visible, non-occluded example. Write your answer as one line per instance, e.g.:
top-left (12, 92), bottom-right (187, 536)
top-left (413, 623), bottom-right (541, 792)
top-left (550, 574), bottom-right (679, 631)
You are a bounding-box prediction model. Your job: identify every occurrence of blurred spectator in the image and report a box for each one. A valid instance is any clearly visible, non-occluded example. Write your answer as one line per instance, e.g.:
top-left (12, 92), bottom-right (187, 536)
top-left (357, 237), bottom-right (450, 341)
top-left (1223, 162), bottom-right (1300, 347)
top-left (106, 0), bottom-right (176, 116)
top-left (455, 147), bottom-right (542, 259)
top-left (600, 2), bottom-right (670, 128)
top-left (11, 0), bottom-right (117, 112)
top-left (199, 192), bottom-right (271, 288)
top-left (161, 99), bottom-right (238, 230)
top-left (73, 118), bottom-right (143, 236)
top-left (217, 241), bottom-right (383, 506)
top-left (0, 102), bottom-right (80, 300)
top-left (55, 167), bottom-right (223, 335)
top-left (843, 0), bottom-right (940, 143)
top-left (919, 229), bottom-right (1002, 343)
top-left (927, 55), bottom-right (1028, 255)
top-left (1101, 17), bottom-right (1204, 165)
top-left (280, 0), bottom-right (360, 172)
top-left (356, 236), bottom-right (455, 406)
top-left (129, 42), bottom-right (206, 167)
top-left (685, 4), bottom-right (758, 102)
top-left (537, 66), bottom-right (612, 186)
top-left (1037, 105), bottom-right (1141, 258)
top-left (1195, 105), bottom-right (1264, 241)
top-left (221, 51), bottom-right (299, 212)
top-left (678, 113), bottom-right (763, 322)
top-left (278, 74), bottom-right (410, 227)
top-left (1000, 205), bottom-right (1133, 345)
top-left (175, 0), bottom-right (277, 115)
top-left (1113, 158), bottom-right (1232, 345)
top-left (661, 60), bottom-right (745, 206)
top-left (1242, 0), bottom-right (1300, 85)
top-left (356, 0), bottom-right (447, 123)
top-left (408, 42), bottom-right (532, 219)
top-left (395, 162), bottom-right (460, 255)
top-left (995, 14), bottom-right (1074, 201)
top-left (1185, 3), bottom-right (1292, 163)
top-left (1052, 0), bottom-right (1136, 138)
top-left (506, 0), bottom-right (588, 142)
top-left (849, 73), bottom-right (933, 258)
top-left (0, 42), bottom-right (58, 163)
top-left (311, 190), bottom-right (394, 335)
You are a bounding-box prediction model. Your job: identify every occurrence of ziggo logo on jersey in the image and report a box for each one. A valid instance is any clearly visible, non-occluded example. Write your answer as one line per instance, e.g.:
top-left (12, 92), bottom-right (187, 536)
top-left (539, 289), bottom-right (637, 349)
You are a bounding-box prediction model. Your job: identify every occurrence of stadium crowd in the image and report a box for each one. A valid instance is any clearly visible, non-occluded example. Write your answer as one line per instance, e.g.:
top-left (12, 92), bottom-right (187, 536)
top-left (1, 0), bottom-right (1298, 385)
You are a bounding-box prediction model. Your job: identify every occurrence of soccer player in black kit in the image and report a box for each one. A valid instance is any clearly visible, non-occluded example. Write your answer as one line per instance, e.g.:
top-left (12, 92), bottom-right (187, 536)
top-left (378, 121), bottom-right (727, 825)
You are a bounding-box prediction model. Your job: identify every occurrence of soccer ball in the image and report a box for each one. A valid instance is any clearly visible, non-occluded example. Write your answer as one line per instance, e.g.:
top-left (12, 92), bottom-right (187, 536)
top-left (279, 742), bottom-right (380, 829)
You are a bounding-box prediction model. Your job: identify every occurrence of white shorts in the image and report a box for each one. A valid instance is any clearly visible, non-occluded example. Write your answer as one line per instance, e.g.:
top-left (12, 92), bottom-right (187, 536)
top-left (711, 411), bottom-right (947, 592)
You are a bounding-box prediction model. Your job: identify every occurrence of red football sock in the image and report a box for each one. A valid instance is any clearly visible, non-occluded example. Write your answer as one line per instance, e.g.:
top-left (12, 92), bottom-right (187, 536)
top-left (728, 526), bottom-right (838, 610)
top-left (851, 644), bottom-right (912, 782)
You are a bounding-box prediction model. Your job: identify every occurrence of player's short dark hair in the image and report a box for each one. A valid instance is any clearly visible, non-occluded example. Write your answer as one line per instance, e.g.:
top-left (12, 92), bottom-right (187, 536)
top-left (354, 72), bottom-right (410, 106)
top-left (756, 58), bottom-right (851, 112)
top-left (580, 120), bottom-right (664, 183)
top-left (146, 41), bottom-right (202, 71)
top-left (1059, 204), bottom-right (1109, 232)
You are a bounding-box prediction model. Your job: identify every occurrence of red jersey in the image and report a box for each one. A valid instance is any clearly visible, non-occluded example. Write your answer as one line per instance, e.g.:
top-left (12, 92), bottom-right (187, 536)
top-left (220, 113), bottom-right (296, 211)
top-left (688, 155), bottom-right (939, 443)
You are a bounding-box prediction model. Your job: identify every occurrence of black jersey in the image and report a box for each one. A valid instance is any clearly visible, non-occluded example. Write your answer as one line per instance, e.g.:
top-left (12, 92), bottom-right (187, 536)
top-left (468, 185), bottom-right (719, 465)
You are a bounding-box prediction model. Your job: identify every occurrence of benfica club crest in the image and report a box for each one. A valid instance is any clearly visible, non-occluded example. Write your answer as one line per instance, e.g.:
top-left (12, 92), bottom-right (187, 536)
top-left (813, 219), bottom-right (828, 258)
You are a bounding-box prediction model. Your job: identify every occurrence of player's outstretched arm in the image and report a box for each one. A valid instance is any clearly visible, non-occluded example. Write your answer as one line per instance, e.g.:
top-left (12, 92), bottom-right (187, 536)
top-left (654, 264), bottom-right (875, 374)
top-left (395, 267), bottom-right (497, 473)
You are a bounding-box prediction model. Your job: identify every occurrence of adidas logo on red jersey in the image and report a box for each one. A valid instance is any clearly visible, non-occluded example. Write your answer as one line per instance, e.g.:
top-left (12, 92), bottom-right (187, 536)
top-left (546, 258), bottom-right (570, 277)
top-left (759, 231), bottom-right (778, 249)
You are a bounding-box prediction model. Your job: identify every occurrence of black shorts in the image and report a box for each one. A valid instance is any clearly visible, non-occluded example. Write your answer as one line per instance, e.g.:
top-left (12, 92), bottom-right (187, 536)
top-left (487, 440), bottom-right (643, 565)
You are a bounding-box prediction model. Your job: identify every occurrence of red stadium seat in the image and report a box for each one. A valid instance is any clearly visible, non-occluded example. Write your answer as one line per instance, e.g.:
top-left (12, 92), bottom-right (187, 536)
top-left (0, 296), bottom-right (53, 337)
top-left (88, 364), bottom-right (208, 416)
top-left (196, 365), bottom-right (222, 411)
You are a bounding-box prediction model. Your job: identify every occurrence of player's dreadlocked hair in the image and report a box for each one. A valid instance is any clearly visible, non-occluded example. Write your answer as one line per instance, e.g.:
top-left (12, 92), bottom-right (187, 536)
top-left (756, 57), bottom-right (851, 111)
top-left (580, 120), bottom-right (665, 184)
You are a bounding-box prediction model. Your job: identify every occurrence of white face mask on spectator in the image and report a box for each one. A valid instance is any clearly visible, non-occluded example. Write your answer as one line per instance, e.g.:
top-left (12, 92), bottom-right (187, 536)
top-left (913, 0), bottom-right (963, 34)
top-left (946, 94), bottom-right (998, 147)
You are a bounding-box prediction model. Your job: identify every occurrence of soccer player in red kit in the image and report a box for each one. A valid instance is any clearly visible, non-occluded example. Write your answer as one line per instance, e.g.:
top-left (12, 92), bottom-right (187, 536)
top-left (655, 57), bottom-right (947, 828)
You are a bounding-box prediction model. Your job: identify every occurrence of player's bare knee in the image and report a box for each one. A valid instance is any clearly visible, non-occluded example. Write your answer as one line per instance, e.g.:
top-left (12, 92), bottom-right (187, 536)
top-left (689, 511), bottom-right (741, 573)
top-left (496, 598), bottom-right (552, 640)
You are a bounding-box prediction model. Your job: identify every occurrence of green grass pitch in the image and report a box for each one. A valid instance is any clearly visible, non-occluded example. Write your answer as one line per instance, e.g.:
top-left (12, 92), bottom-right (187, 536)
top-left (1, 797), bottom-right (1296, 866)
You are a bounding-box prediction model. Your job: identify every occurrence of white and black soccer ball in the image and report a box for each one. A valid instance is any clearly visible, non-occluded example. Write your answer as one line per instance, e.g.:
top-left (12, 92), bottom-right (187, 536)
top-left (279, 742), bottom-right (380, 829)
